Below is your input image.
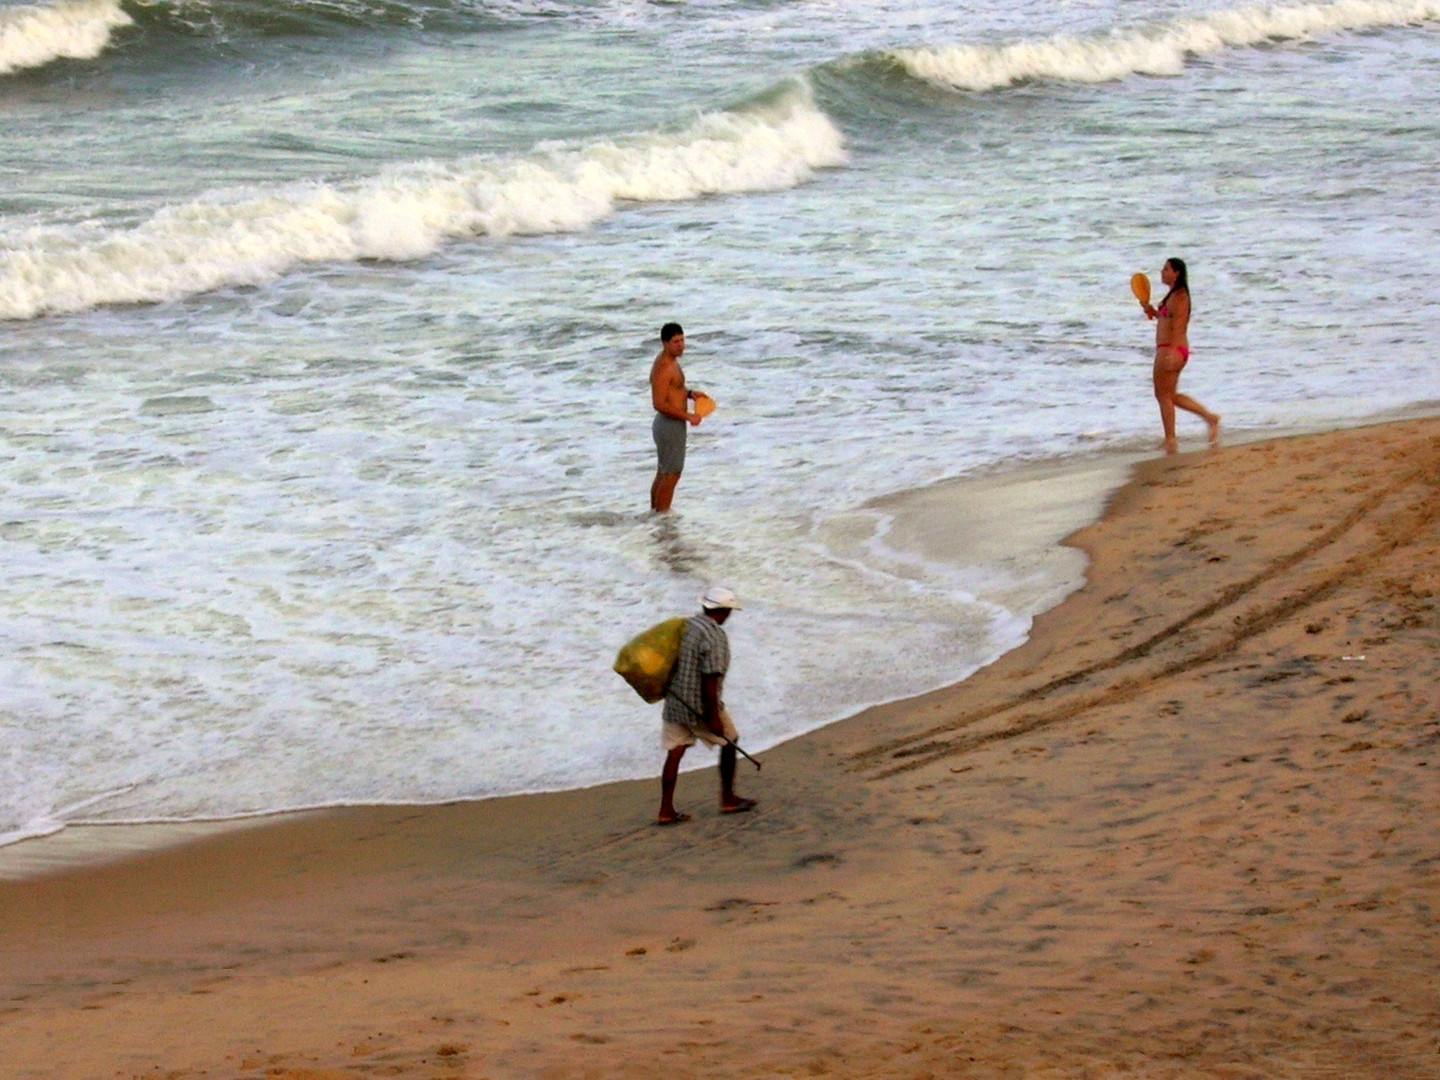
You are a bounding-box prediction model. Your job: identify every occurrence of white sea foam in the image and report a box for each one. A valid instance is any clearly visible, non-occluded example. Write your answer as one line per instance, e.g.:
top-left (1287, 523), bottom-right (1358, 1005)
top-left (890, 0), bottom-right (1440, 91)
top-left (0, 83), bottom-right (845, 320)
top-left (0, 0), bottom-right (131, 75)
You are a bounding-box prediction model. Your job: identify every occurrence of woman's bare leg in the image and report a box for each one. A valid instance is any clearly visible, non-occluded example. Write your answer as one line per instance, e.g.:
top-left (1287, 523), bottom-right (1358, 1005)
top-left (1173, 393), bottom-right (1221, 444)
top-left (1154, 358), bottom-right (1181, 453)
top-left (1154, 349), bottom-right (1219, 450)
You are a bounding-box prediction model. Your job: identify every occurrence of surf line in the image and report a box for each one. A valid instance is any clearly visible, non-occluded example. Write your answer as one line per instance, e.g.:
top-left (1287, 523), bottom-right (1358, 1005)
top-left (888, 0), bottom-right (1440, 92)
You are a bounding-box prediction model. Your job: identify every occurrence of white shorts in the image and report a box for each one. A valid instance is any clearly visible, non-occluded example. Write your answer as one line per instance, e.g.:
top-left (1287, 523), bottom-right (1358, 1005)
top-left (661, 708), bottom-right (739, 752)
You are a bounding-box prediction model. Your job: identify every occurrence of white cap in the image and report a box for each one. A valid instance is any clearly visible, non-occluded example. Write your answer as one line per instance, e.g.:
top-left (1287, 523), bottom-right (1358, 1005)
top-left (700, 585), bottom-right (742, 611)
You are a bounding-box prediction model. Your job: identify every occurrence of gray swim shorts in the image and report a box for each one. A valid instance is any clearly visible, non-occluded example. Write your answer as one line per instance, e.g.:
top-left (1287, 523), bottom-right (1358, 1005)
top-left (653, 413), bottom-right (687, 475)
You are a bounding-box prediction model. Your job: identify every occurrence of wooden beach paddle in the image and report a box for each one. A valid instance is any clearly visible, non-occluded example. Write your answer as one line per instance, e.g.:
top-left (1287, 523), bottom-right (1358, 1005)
top-left (1130, 272), bottom-right (1151, 305)
top-left (693, 392), bottom-right (716, 418)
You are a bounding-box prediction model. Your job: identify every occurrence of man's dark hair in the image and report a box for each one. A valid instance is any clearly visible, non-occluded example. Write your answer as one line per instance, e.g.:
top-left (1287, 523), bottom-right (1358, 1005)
top-left (660, 322), bottom-right (684, 342)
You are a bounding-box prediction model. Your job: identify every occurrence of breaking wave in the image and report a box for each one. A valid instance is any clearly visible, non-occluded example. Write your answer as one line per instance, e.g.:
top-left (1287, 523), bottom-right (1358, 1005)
top-left (0, 0), bottom-right (131, 75)
top-left (0, 82), bottom-right (846, 320)
top-left (889, 0), bottom-right (1440, 91)
top-left (0, 0), bottom-right (568, 77)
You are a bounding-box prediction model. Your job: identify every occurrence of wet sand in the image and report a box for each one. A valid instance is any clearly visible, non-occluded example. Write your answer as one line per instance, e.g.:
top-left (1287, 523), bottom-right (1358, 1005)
top-left (2, 418), bottom-right (1438, 1079)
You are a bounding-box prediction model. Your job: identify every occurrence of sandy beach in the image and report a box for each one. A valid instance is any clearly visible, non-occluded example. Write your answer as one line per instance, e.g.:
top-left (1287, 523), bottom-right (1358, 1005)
top-left (2, 417), bottom-right (1438, 1079)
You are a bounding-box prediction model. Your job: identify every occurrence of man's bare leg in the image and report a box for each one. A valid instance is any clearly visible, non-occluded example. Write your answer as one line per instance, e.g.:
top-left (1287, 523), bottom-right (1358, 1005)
top-left (658, 745), bottom-right (689, 824)
top-left (718, 744), bottom-right (756, 813)
top-left (652, 471), bottom-right (681, 513)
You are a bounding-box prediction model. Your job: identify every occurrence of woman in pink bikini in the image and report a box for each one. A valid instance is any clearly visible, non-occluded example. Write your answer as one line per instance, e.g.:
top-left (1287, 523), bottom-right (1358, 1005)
top-left (1141, 257), bottom-right (1219, 454)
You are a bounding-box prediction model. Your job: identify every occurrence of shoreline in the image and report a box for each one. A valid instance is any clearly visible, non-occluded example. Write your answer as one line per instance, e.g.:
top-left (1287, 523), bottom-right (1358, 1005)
top-left (0, 442), bottom-right (1148, 881)
top-left (4, 407), bottom-right (1436, 882)
top-left (2, 415), bottom-right (1438, 1077)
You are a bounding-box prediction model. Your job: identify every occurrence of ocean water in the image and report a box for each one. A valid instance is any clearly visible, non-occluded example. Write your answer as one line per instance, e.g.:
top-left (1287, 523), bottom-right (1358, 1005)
top-left (2, 0), bottom-right (1437, 848)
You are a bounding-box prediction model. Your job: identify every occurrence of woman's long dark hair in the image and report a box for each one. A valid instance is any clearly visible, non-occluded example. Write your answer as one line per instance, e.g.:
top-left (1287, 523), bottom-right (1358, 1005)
top-left (1160, 257), bottom-right (1189, 311)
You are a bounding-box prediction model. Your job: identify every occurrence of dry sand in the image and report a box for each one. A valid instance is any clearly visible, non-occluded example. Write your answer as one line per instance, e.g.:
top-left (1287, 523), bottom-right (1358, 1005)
top-left (2, 419), bottom-right (1438, 1079)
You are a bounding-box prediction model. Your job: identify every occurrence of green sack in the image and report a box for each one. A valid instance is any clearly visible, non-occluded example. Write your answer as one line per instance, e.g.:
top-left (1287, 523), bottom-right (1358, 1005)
top-left (613, 617), bottom-right (687, 703)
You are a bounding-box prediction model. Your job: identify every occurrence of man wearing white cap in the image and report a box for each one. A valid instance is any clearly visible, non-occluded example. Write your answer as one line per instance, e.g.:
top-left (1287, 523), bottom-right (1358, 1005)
top-left (657, 585), bottom-right (757, 825)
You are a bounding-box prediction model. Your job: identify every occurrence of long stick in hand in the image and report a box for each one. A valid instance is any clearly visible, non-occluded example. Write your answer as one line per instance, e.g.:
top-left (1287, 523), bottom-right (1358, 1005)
top-left (726, 738), bottom-right (762, 771)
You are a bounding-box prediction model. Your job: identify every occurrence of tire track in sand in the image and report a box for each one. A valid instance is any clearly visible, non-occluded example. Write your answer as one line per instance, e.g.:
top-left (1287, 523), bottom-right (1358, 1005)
top-left (850, 459), bottom-right (1438, 780)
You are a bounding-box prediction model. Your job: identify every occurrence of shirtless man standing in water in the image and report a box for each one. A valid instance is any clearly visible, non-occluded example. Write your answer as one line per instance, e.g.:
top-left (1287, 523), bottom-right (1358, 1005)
top-left (1142, 257), bottom-right (1220, 454)
top-left (649, 322), bottom-right (703, 512)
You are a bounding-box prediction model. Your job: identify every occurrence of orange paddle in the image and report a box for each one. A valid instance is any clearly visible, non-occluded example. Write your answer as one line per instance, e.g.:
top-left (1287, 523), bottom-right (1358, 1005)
top-left (693, 393), bottom-right (716, 418)
top-left (1130, 272), bottom-right (1151, 305)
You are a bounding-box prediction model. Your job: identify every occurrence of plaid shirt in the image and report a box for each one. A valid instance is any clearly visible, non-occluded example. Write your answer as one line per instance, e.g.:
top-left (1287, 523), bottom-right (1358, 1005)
top-left (662, 613), bottom-right (730, 728)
